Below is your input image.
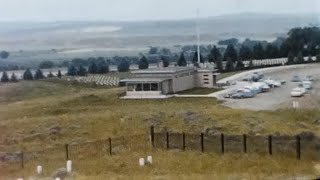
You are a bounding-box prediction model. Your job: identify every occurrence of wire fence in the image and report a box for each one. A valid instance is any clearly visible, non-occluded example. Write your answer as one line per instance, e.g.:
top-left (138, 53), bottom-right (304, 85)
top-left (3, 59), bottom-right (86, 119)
top-left (1, 126), bottom-right (320, 171)
top-left (150, 126), bottom-right (320, 160)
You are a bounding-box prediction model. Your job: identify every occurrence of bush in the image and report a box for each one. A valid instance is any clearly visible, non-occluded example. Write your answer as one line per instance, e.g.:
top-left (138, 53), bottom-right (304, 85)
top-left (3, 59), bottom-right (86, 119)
top-left (47, 72), bottom-right (55, 78)
top-left (67, 65), bottom-right (77, 76)
top-left (39, 61), bottom-right (55, 69)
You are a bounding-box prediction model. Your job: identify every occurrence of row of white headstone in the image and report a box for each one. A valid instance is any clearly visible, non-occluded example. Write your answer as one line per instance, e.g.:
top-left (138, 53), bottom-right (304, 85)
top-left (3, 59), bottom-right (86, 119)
top-left (17, 160), bottom-right (72, 180)
top-left (139, 156), bottom-right (153, 166)
top-left (74, 75), bottom-right (119, 86)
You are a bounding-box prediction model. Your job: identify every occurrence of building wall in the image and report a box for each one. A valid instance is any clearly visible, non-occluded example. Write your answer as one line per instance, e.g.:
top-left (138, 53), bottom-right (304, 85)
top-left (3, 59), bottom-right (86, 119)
top-left (172, 72), bottom-right (195, 93)
top-left (195, 71), bottom-right (214, 88)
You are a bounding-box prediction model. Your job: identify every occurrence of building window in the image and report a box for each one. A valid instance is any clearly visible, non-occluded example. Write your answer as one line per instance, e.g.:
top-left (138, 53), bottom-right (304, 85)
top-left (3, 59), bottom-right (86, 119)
top-left (136, 84), bottom-right (142, 91)
top-left (204, 82), bottom-right (209, 84)
top-left (151, 83), bottom-right (158, 91)
top-left (203, 74), bottom-right (209, 77)
top-left (143, 84), bottom-right (151, 91)
top-left (203, 78), bottom-right (209, 81)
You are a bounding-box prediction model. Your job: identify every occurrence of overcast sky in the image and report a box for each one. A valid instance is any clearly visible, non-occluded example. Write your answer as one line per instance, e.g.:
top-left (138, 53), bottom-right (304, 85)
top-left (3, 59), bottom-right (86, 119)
top-left (0, 0), bottom-right (319, 21)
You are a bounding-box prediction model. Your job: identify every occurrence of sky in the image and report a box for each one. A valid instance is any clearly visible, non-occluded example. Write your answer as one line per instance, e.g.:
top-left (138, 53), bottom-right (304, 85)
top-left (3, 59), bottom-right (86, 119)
top-left (0, 0), bottom-right (319, 21)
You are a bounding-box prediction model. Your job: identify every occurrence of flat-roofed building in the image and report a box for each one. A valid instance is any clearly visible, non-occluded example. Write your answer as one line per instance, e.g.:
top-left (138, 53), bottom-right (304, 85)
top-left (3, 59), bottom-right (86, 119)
top-left (120, 67), bottom-right (218, 99)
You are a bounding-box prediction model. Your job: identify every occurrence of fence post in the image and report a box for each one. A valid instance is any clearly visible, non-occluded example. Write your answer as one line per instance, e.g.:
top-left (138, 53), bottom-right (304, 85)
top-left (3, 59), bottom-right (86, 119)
top-left (150, 126), bottom-right (155, 148)
top-left (109, 138), bottom-right (112, 156)
top-left (221, 133), bottom-right (224, 154)
top-left (268, 135), bottom-right (272, 155)
top-left (182, 132), bottom-right (186, 151)
top-left (20, 151), bottom-right (24, 169)
top-left (201, 133), bottom-right (204, 153)
top-left (65, 144), bottom-right (69, 160)
top-left (243, 134), bottom-right (247, 153)
top-left (166, 132), bottom-right (170, 149)
top-left (296, 135), bottom-right (301, 160)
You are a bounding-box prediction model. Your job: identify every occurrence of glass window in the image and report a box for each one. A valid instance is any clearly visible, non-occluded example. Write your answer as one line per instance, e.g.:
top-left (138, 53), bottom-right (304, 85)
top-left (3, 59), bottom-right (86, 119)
top-left (151, 83), bottom-right (158, 91)
top-left (136, 84), bottom-right (142, 91)
top-left (143, 84), bottom-right (151, 91)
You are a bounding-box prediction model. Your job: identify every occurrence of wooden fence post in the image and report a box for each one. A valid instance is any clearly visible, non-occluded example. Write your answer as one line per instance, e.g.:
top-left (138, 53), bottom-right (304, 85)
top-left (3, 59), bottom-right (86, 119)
top-left (65, 144), bottom-right (69, 160)
top-left (150, 126), bottom-right (155, 148)
top-left (182, 132), bottom-right (186, 151)
top-left (268, 135), bottom-right (272, 155)
top-left (20, 151), bottom-right (24, 169)
top-left (166, 132), bottom-right (170, 149)
top-left (221, 133), bottom-right (224, 154)
top-left (109, 138), bottom-right (112, 156)
top-left (243, 134), bottom-right (247, 153)
top-left (201, 133), bottom-right (204, 153)
top-left (296, 135), bottom-right (301, 160)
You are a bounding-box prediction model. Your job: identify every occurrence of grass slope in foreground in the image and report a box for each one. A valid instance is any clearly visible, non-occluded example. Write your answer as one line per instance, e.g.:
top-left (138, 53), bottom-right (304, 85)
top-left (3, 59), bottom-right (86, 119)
top-left (0, 81), bottom-right (319, 179)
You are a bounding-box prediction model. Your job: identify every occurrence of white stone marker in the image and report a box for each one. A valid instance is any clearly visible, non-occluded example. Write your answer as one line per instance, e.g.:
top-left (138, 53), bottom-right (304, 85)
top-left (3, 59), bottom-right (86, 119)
top-left (36, 165), bottom-right (42, 175)
top-left (147, 156), bottom-right (153, 165)
top-left (55, 178), bottom-right (61, 180)
top-left (139, 158), bottom-right (145, 166)
top-left (66, 160), bottom-right (72, 173)
top-left (17, 179), bottom-right (23, 180)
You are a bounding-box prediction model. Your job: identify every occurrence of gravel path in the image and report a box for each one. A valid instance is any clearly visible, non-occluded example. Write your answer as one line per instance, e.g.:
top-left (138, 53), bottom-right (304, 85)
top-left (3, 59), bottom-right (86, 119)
top-left (211, 64), bottom-right (320, 110)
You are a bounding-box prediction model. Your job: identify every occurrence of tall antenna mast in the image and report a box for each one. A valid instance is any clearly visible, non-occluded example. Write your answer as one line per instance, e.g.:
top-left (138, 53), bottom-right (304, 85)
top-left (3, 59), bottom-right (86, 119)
top-left (196, 8), bottom-right (201, 64)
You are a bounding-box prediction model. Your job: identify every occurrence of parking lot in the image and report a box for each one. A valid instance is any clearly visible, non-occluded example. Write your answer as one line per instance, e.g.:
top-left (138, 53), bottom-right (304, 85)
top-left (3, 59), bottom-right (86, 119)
top-left (212, 64), bottom-right (320, 110)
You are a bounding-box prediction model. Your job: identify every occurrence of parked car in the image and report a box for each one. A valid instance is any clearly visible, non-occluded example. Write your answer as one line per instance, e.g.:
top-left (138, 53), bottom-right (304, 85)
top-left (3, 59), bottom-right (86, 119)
top-left (291, 75), bottom-right (301, 82)
top-left (264, 79), bottom-right (281, 87)
top-left (291, 87), bottom-right (306, 97)
top-left (252, 82), bottom-right (270, 92)
top-left (231, 89), bottom-right (256, 99)
top-left (305, 75), bottom-right (314, 81)
top-left (302, 81), bottom-right (312, 90)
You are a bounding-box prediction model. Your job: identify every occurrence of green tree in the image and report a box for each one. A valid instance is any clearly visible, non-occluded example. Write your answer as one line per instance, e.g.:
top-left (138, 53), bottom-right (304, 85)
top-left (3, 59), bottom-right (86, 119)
top-left (225, 58), bottom-right (235, 72)
top-left (34, 69), bottom-right (45, 80)
top-left (47, 72), bottom-right (55, 78)
top-left (248, 59), bottom-right (254, 67)
top-left (117, 60), bottom-right (130, 72)
top-left (0, 51), bottom-right (10, 59)
top-left (238, 45), bottom-right (252, 61)
top-left (1, 71), bottom-right (9, 82)
top-left (177, 53), bottom-right (187, 66)
top-left (253, 43), bottom-right (265, 59)
top-left (161, 56), bottom-right (170, 67)
top-left (223, 44), bottom-right (238, 62)
top-left (192, 52), bottom-right (204, 65)
top-left (208, 46), bottom-right (222, 63)
top-left (10, 73), bottom-right (18, 82)
top-left (23, 69), bottom-right (34, 80)
top-left (39, 60), bottom-right (55, 69)
top-left (97, 61), bottom-right (109, 74)
top-left (88, 62), bottom-right (98, 74)
top-left (236, 59), bottom-right (244, 69)
top-left (67, 65), bottom-right (77, 76)
top-left (138, 56), bottom-right (149, 69)
top-left (287, 51), bottom-right (295, 65)
top-left (215, 57), bottom-right (223, 72)
top-left (57, 70), bottom-right (62, 78)
top-left (307, 55), bottom-right (313, 62)
top-left (265, 44), bottom-right (279, 59)
top-left (77, 66), bottom-right (87, 76)
top-left (296, 51), bottom-right (304, 64)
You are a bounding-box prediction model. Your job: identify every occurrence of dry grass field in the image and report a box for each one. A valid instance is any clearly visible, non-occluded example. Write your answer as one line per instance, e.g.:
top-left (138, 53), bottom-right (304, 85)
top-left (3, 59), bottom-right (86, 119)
top-left (0, 80), bottom-right (320, 179)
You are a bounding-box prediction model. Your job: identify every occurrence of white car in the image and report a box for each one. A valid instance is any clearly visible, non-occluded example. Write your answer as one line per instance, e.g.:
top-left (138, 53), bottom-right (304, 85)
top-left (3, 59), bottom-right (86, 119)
top-left (291, 87), bottom-right (306, 97)
top-left (302, 81), bottom-right (312, 90)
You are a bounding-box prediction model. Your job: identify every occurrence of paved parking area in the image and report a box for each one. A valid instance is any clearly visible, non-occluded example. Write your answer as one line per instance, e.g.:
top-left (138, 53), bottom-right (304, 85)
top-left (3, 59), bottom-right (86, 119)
top-left (211, 64), bottom-right (320, 110)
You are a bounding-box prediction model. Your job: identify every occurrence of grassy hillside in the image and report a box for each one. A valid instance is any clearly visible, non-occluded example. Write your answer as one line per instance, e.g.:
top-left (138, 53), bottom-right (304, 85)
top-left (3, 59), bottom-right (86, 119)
top-left (0, 81), bottom-right (319, 179)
